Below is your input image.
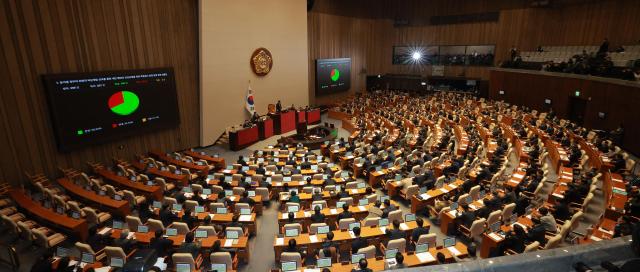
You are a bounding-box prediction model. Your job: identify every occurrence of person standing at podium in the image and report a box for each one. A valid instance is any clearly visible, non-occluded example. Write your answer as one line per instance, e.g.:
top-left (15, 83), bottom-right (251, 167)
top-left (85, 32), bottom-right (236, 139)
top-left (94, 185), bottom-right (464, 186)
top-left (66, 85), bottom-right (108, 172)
top-left (276, 100), bottom-right (282, 113)
top-left (251, 111), bottom-right (260, 124)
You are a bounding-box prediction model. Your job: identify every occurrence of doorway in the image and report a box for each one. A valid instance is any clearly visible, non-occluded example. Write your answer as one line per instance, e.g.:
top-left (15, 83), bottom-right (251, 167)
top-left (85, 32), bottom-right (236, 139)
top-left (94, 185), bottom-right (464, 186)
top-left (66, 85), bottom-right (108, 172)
top-left (568, 96), bottom-right (588, 126)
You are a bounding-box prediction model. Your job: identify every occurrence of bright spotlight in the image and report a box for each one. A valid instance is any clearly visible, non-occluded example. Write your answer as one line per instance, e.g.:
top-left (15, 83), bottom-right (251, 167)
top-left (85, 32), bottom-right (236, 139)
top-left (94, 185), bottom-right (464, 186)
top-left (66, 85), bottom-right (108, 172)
top-left (412, 52), bottom-right (422, 60)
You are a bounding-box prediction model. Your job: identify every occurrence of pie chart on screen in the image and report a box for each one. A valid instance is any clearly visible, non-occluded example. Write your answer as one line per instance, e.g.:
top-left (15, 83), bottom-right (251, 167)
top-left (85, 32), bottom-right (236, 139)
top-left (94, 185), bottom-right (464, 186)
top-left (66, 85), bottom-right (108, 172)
top-left (108, 91), bottom-right (140, 116)
top-left (330, 68), bottom-right (340, 82)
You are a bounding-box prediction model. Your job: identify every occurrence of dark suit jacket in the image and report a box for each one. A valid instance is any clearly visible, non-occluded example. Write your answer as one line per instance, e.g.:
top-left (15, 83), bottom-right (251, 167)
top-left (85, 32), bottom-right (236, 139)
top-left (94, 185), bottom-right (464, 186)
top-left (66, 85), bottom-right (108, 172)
top-left (527, 224), bottom-right (547, 245)
top-left (387, 229), bottom-right (405, 241)
top-left (410, 227), bottom-right (429, 242)
top-left (150, 237), bottom-right (174, 257)
top-left (337, 211), bottom-right (354, 222)
top-left (177, 242), bottom-right (200, 259)
top-left (458, 211), bottom-right (476, 228)
top-left (351, 237), bottom-right (368, 253)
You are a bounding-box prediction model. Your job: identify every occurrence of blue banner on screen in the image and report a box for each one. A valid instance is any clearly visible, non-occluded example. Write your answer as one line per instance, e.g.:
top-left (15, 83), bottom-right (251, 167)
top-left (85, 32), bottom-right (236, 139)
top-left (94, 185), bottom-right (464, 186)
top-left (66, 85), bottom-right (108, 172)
top-left (316, 58), bottom-right (351, 94)
top-left (42, 68), bottom-right (180, 152)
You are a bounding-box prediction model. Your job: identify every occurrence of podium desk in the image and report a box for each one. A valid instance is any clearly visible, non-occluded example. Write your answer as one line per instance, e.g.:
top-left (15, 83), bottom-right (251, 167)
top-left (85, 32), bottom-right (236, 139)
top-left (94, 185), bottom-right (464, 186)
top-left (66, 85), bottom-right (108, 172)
top-left (272, 111), bottom-right (296, 134)
top-left (229, 126), bottom-right (259, 151)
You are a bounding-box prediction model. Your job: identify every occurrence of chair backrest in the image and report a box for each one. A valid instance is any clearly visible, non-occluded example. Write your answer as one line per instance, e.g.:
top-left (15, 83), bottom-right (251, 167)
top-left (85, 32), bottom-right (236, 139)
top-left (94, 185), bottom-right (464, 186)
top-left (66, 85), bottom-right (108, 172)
top-left (309, 223), bottom-right (328, 235)
top-left (311, 200), bottom-right (327, 209)
top-left (357, 245), bottom-right (376, 259)
top-left (75, 242), bottom-right (95, 254)
top-left (122, 190), bottom-right (137, 205)
top-left (404, 185), bottom-right (419, 199)
top-left (125, 216), bottom-right (142, 232)
top-left (469, 218), bottom-right (487, 238)
top-left (457, 193), bottom-right (470, 205)
top-left (469, 185), bottom-right (480, 200)
top-left (338, 218), bottom-right (356, 230)
top-left (416, 233), bottom-right (437, 246)
top-left (198, 226), bottom-right (217, 237)
top-left (524, 241), bottom-right (540, 252)
top-left (339, 197), bottom-right (354, 206)
top-left (280, 252), bottom-right (302, 268)
top-left (272, 174), bottom-right (283, 182)
top-left (184, 200), bottom-right (198, 211)
top-left (191, 184), bottom-right (203, 192)
top-left (283, 223), bottom-right (303, 234)
top-left (163, 197), bottom-right (177, 206)
top-left (388, 210), bottom-right (403, 223)
top-left (147, 219), bottom-right (165, 232)
top-left (292, 174), bottom-right (303, 181)
top-left (232, 187), bottom-right (245, 196)
top-left (17, 221), bottom-right (34, 241)
top-left (569, 211), bottom-right (583, 232)
top-left (105, 246), bottom-right (127, 264)
top-left (209, 202), bottom-right (225, 211)
top-left (544, 234), bottom-right (562, 249)
top-left (173, 222), bottom-right (190, 235)
top-left (33, 229), bottom-right (53, 248)
top-left (435, 176), bottom-right (445, 188)
top-left (210, 252), bottom-right (233, 271)
top-left (235, 203), bottom-right (250, 211)
top-left (363, 217), bottom-right (380, 227)
top-left (486, 210), bottom-right (502, 226)
top-left (387, 238), bottom-right (406, 253)
top-left (502, 203), bottom-right (516, 221)
top-left (172, 253), bottom-right (195, 271)
top-left (81, 207), bottom-right (99, 225)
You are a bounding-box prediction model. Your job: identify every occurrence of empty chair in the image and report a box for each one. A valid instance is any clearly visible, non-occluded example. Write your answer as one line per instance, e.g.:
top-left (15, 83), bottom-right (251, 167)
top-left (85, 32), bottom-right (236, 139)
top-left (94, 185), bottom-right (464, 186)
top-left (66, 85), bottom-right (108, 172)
top-left (210, 252), bottom-right (237, 271)
top-left (291, 174), bottom-right (303, 181)
top-left (155, 177), bottom-right (175, 192)
top-left (125, 216), bottom-right (143, 232)
top-left (232, 187), bottom-right (245, 196)
top-left (123, 190), bottom-right (146, 207)
top-left (283, 223), bottom-right (303, 234)
top-left (172, 222), bottom-right (190, 235)
top-left (384, 238), bottom-right (407, 253)
top-left (163, 197), bottom-right (177, 207)
top-left (309, 223), bottom-right (328, 235)
top-left (181, 168), bottom-right (198, 180)
top-left (338, 218), bottom-right (356, 230)
top-left (460, 218), bottom-right (486, 243)
top-left (104, 246), bottom-right (127, 266)
top-left (357, 245), bottom-right (376, 259)
top-left (388, 210), bottom-right (403, 223)
top-left (469, 185), bottom-right (480, 200)
top-left (147, 219), bottom-right (165, 233)
top-left (255, 187), bottom-right (270, 201)
top-left (400, 184), bottom-right (419, 200)
top-left (172, 253), bottom-right (198, 271)
top-left (280, 252), bottom-right (303, 269)
top-left (33, 229), bottom-right (65, 250)
top-left (82, 207), bottom-right (111, 226)
top-left (339, 197), bottom-right (353, 206)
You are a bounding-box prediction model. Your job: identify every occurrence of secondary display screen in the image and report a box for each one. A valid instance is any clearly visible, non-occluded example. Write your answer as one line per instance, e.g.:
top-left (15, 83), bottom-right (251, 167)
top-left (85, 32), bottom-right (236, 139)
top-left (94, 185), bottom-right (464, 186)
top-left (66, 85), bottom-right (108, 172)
top-left (43, 68), bottom-right (180, 151)
top-left (316, 58), bottom-right (351, 94)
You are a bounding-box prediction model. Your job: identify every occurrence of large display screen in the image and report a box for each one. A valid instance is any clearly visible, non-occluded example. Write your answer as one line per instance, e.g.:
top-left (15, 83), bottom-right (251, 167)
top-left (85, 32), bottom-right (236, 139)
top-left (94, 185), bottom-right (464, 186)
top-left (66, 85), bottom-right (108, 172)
top-left (316, 58), bottom-right (351, 94)
top-left (43, 68), bottom-right (180, 151)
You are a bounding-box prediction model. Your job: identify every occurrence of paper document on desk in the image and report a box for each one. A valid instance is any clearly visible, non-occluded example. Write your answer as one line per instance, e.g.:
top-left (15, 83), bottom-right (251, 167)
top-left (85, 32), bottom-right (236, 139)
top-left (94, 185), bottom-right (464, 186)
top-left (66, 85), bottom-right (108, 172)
top-left (552, 193), bottom-right (564, 198)
top-left (489, 233), bottom-right (503, 241)
top-left (98, 227), bottom-right (112, 235)
top-left (94, 267), bottom-right (111, 272)
top-left (228, 196), bottom-right (236, 201)
top-left (448, 210), bottom-right (458, 217)
top-left (514, 173), bottom-right (524, 179)
top-left (127, 232), bottom-right (136, 239)
top-left (591, 236), bottom-right (602, 241)
top-left (154, 258), bottom-right (167, 270)
top-left (303, 211), bottom-right (311, 217)
top-left (420, 193), bottom-right (431, 200)
top-left (440, 188), bottom-right (449, 193)
top-left (349, 231), bottom-right (356, 238)
top-left (330, 209), bottom-right (338, 215)
top-left (449, 184), bottom-right (458, 189)
top-left (416, 252), bottom-right (435, 263)
top-left (309, 235), bottom-right (318, 243)
top-left (239, 215), bottom-right (252, 222)
top-left (224, 239), bottom-right (233, 247)
top-left (447, 246), bottom-right (462, 256)
top-left (351, 189), bottom-right (358, 194)
top-left (469, 204), bottom-right (477, 210)
top-left (358, 206), bottom-right (366, 212)
top-left (379, 227), bottom-right (387, 233)
top-left (275, 237), bottom-right (284, 246)
top-left (399, 223), bottom-right (408, 230)
top-left (598, 227), bottom-right (614, 235)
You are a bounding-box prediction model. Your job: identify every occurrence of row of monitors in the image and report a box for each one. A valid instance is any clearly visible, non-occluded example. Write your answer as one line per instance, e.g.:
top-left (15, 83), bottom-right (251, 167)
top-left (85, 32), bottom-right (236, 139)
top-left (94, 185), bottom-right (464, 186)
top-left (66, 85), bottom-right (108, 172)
top-left (109, 222), bottom-right (242, 239)
top-left (282, 214), bottom-right (417, 237)
top-left (280, 237), bottom-right (457, 271)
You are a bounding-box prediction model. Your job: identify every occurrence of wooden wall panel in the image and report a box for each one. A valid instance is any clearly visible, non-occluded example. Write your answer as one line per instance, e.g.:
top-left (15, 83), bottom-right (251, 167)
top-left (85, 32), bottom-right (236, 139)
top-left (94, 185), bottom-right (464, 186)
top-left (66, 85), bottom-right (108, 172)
top-left (489, 69), bottom-right (640, 155)
top-left (0, 0), bottom-right (199, 184)
top-left (309, 0), bottom-right (640, 103)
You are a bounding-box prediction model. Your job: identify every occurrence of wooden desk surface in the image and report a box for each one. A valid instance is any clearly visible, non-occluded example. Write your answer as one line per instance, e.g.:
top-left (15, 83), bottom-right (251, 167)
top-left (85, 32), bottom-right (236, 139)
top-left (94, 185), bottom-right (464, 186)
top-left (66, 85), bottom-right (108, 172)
top-left (130, 161), bottom-right (188, 186)
top-left (57, 178), bottom-right (131, 217)
top-left (96, 168), bottom-right (162, 200)
top-left (10, 189), bottom-right (88, 241)
top-left (149, 150), bottom-right (209, 176)
top-left (183, 150), bottom-right (226, 168)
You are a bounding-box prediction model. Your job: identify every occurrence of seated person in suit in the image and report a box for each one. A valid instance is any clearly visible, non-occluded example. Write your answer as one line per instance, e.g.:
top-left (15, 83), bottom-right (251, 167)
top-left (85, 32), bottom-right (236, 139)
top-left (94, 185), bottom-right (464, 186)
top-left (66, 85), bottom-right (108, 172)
top-left (382, 199), bottom-right (397, 214)
top-left (410, 218), bottom-right (429, 243)
top-left (457, 204), bottom-right (476, 228)
top-left (538, 207), bottom-right (557, 233)
top-left (337, 203), bottom-right (354, 222)
top-left (527, 217), bottom-right (547, 246)
top-left (352, 258), bottom-right (373, 272)
top-left (337, 187), bottom-right (350, 199)
top-left (501, 224), bottom-right (527, 254)
top-left (211, 239), bottom-right (236, 257)
top-left (159, 203), bottom-right (179, 227)
top-left (474, 200), bottom-right (491, 219)
top-left (310, 205), bottom-right (326, 223)
top-left (181, 208), bottom-right (196, 229)
top-left (239, 191), bottom-right (256, 206)
top-left (312, 189), bottom-right (324, 201)
top-left (288, 191), bottom-right (300, 203)
top-left (350, 226), bottom-right (368, 254)
top-left (284, 238), bottom-right (306, 259)
top-left (150, 229), bottom-right (174, 257)
top-left (177, 232), bottom-right (200, 259)
top-left (113, 230), bottom-right (137, 253)
top-left (386, 220), bottom-right (405, 241)
top-left (192, 190), bottom-right (206, 206)
top-left (366, 200), bottom-right (383, 219)
top-left (551, 199), bottom-right (571, 221)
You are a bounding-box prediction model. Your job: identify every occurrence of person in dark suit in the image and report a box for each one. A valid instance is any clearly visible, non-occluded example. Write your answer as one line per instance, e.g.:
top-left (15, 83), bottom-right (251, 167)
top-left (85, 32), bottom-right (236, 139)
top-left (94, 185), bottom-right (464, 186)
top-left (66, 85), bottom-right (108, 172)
top-left (386, 220), bottom-right (405, 241)
top-left (552, 199), bottom-right (571, 221)
top-left (239, 191), bottom-right (256, 207)
top-left (410, 218), bottom-right (429, 243)
top-left (457, 204), bottom-right (476, 228)
top-left (237, 156), bottom-right (248, 166)
top-left (337, 203), bottom-right (353, 222)
top-left (113, 230), bottom-right (137, 252)
top-left (383, 199), bottom-right (397, 214)
top-left (352, 258), bottom-right (373, 272)
top-left (192, 190), bottom-right (206, 206)
top-left (255, 163), bottom-right (266, 176)
top-left (159, 204), bottom-right (179, 227)
top-left (475, 200), bottom-right (491, 219)
top-left (182, 208), bottom-right (197, 229)
top-left (86, 227), bottom-right (105, 252)
top-left (502, 224), bottom-right (527, 254)
top-left (527, 217), bottom-right (547, 246)
top-left (310, 205), bottom-right (326, 223)
top-left (150, 229), bottom-right (174, 257)
top-left (311, 189), bottom-right (324, 201)
top-left (284, 239), bottom-right (306, 259)
top-left (177, 232), bottom-right (201, 259)
top-left (337, 187), bottom-right (350, 199)
top-left (276, 100), bottom-right (282, 113)
top-left (350, 227), bottom-right (368, 254)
